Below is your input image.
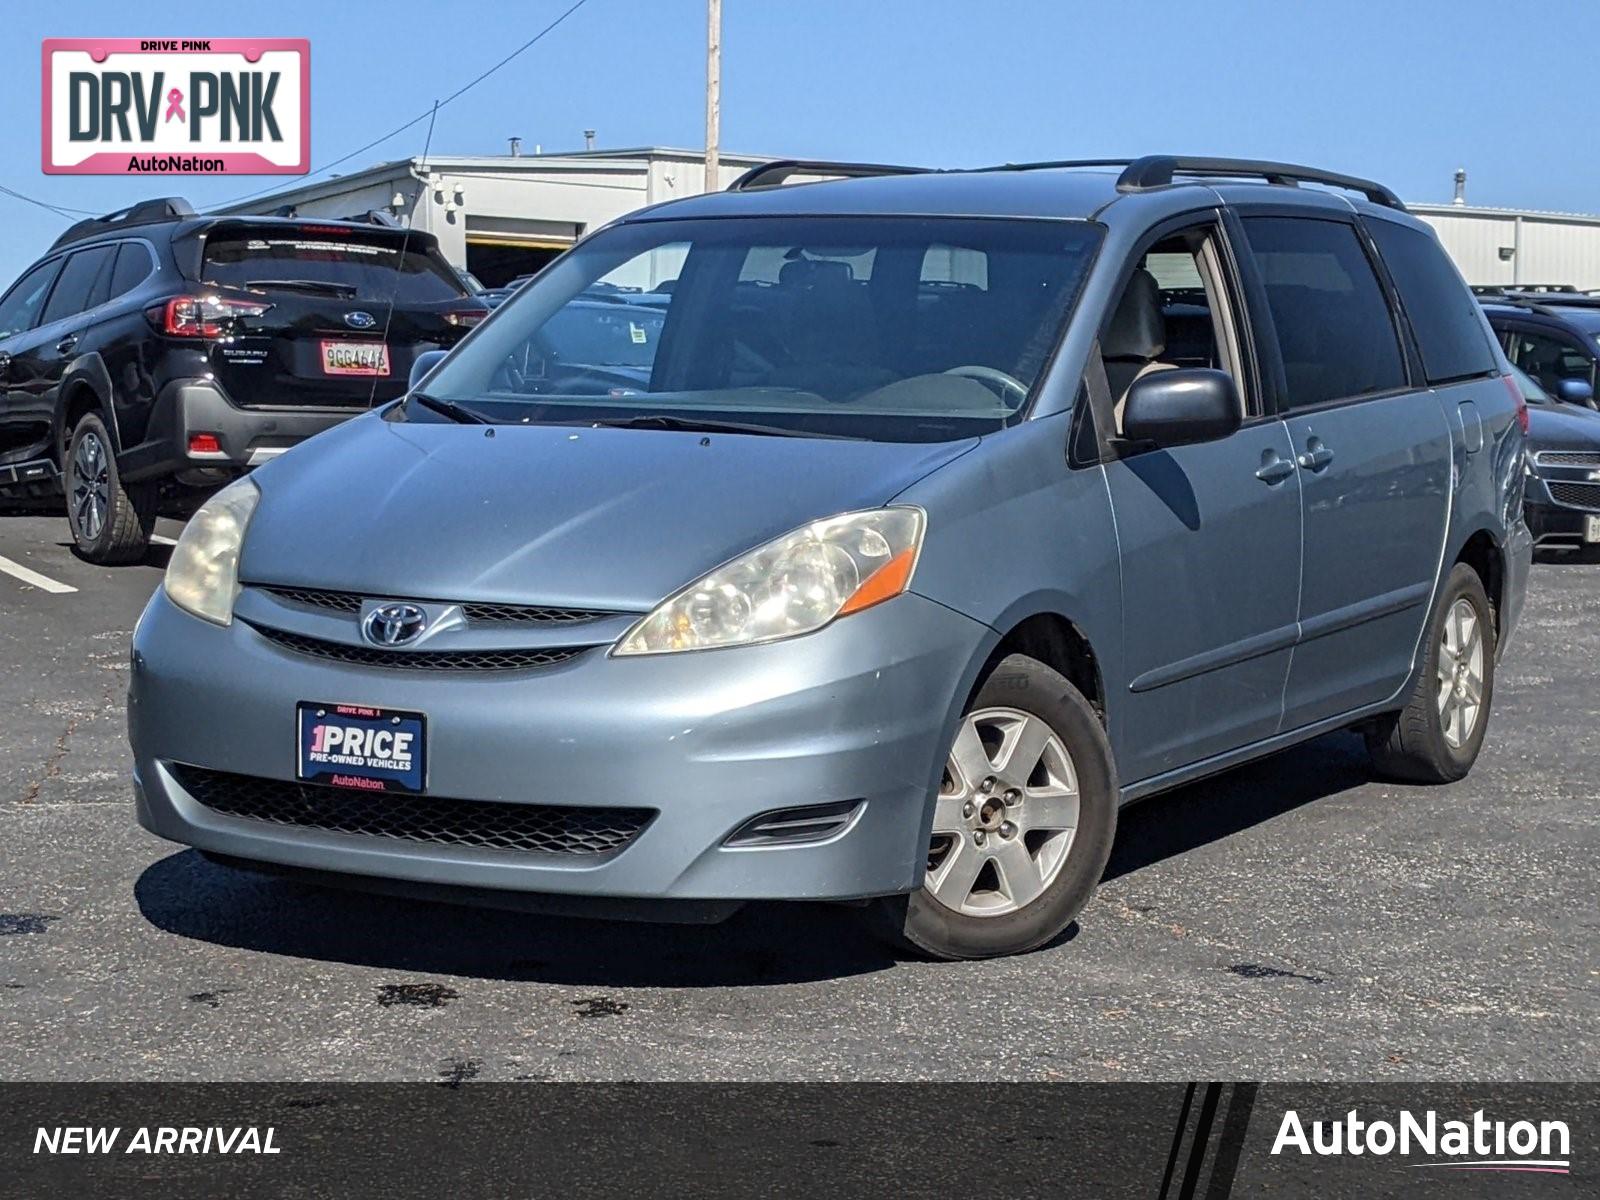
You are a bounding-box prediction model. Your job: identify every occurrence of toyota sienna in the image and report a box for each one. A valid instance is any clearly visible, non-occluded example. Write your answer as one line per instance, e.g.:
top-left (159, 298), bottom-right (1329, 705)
top-left (129, 156), bottom-right (1532, 959)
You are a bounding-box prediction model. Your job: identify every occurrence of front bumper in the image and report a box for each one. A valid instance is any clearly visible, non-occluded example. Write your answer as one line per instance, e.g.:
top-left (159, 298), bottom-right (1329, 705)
top-left (120, 380), bottom-right (357, 481)
top-left (1524, 477), bottom-right (1598, 547)
top-left (130, 588), bottom-right (990, 903)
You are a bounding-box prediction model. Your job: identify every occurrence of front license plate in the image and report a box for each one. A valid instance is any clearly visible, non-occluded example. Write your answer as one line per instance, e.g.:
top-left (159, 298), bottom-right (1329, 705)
top-left (1586, 515), bottom-right (1600, 543)
top-left (320, 340), bottom-right (390, 376)
top-left (297, 702), bottom-right (425, 793)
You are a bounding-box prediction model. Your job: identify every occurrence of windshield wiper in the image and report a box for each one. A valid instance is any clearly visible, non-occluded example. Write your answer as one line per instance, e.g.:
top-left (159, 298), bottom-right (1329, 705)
top-left (409, 391), bottom-right (489, 425)
top-left (584, 414), bottom-right (857, 439)
top-left (245, 278), bottom-right (360, 298)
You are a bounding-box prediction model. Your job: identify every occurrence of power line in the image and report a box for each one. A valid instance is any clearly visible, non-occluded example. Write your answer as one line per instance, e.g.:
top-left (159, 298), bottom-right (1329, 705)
top-left (205, 0), bottom-right (591, 212)
top-left (0, 182), bottom-right (96, 218)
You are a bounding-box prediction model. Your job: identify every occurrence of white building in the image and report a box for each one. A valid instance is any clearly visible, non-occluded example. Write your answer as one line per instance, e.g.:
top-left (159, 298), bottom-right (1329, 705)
top-left (1412, 203), bottom-right (1600, 291)
top-left (218, 147), bottom-right (773, 286)
top-left (224, 150), bottom-right (1600, 292)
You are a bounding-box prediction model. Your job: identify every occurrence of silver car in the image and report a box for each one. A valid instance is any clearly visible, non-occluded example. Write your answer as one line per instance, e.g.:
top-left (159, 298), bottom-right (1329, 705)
top-left (130, 157), bottom-right (1530, 959)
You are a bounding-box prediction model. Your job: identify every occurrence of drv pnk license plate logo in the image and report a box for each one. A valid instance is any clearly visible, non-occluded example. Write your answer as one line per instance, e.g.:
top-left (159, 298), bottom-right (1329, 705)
top-left (42, 39), bottom-right (309, 175)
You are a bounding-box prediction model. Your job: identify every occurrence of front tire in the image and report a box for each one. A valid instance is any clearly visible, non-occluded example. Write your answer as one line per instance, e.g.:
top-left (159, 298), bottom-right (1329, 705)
top-left (65, 412), bottom-right (154, 565)
top-left (1365, 563), bottom-right (1496, 783)
top-left (867, 654), bottom-right (1117, 960)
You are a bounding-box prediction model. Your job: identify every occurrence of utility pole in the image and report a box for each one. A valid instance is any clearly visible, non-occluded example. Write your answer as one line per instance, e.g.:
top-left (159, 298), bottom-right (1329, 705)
top-left (704, 0), bottom-right (721, 193)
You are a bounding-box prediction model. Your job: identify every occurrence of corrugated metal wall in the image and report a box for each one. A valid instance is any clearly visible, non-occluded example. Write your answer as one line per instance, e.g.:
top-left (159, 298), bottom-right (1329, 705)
top-left (1414, 205), bottom-right (1600, 290)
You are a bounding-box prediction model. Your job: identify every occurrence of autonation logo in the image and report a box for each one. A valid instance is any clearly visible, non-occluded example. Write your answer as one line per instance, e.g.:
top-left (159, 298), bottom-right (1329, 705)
top-left (1272, 1108), bottom-right (1571, 1175)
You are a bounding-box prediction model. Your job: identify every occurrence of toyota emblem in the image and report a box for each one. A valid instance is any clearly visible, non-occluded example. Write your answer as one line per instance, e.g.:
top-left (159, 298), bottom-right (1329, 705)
top-left (363, 603), bottom-right (428, 646)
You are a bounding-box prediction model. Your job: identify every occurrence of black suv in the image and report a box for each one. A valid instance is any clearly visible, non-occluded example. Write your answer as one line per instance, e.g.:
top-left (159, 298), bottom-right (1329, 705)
top-left (0, 198), bottom-right (485, 562)
top-left (1477, 288), bottom-right (1600, 410)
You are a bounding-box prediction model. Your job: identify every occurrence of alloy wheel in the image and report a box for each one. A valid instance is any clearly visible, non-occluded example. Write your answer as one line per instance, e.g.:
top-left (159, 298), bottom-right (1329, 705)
top-left (71, 430), bottom-right (110, 544)
top-left (1437, 597), bottom-right (1485, 750)
top-left (924, 706), bottom-right (1079, 917)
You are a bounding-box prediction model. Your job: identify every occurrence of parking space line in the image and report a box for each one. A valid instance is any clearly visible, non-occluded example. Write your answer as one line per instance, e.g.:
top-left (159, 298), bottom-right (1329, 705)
top-left (149, 534), bottom-right (178, 546)
top-left (0, 554), bottom-right (77, 595)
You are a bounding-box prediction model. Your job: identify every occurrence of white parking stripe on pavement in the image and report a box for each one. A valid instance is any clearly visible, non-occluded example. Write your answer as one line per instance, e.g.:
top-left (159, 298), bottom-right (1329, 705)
top-left (149, 534), bottom-right (178, 546)
top-left (0, 553), bottom-right (77, 595)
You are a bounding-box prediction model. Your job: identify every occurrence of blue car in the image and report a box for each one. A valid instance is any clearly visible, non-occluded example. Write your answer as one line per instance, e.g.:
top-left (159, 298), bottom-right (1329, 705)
top-left (130, 156), bottom-right (1530, 959)
top-left (1507, 362), bottom-right (1600, 550)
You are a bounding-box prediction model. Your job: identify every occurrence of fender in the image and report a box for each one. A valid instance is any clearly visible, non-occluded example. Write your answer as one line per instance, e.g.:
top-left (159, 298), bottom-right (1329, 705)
top-left (51, 351), bottom-right (120, 460)
top-left (911, 595), bottom-right (1114, 851)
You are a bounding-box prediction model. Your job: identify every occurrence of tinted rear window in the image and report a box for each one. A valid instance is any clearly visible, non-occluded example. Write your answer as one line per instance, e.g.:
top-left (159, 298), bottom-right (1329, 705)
top-left (40, 245), bottom-right (116, 325)
top-left (1367, 219), bottom-right (1498, 383)
top-left (1240, 216), bottom-right (1407, 409)
top-left (201, 231), bottom-right (466, 302)
top-left (108, 242), bottom-right (153, 299)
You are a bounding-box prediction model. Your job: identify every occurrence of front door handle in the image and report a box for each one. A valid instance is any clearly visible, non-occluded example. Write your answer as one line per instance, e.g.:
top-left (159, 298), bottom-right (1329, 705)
top-left (1255, 450), bottom-right (1295, 484)
top-left (1297, 438), bottom-right (1334, 472)
top-left (0, 350), bottom-right (10, 376)
top-left (55, 334), bottom-right (79, 354)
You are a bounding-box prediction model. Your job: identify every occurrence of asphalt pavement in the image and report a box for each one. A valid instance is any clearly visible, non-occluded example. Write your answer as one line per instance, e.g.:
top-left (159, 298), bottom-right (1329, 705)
top-left (1, 510), bottom-right (1594, 1081)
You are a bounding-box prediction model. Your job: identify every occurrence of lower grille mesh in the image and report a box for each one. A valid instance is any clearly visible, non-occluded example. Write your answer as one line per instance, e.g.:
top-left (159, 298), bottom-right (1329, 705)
top-left (173, 765), bottom-right (654, 856)
top-left (1547, 480), bottom-right (1600, 511)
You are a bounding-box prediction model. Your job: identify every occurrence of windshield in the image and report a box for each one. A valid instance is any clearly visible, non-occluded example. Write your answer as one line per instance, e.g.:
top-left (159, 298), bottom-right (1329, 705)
top-left (417, 215), bottom-right (1102, 441)
top-left (202, 231), bottom-right (467, 303)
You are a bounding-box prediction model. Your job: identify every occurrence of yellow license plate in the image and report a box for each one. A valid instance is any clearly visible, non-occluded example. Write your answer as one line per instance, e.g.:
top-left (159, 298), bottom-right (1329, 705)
top-left (320, 340), bottom-right (390, 377)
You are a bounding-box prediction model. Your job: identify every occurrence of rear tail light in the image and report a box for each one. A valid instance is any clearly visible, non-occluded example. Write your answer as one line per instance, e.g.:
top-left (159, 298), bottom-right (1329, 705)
top-left (187, 433), bottom-right (223, 455)
top-left (1503, 372), bottom-right (1530, 435)
top-left (444, 307), bottom-right (489, 329)
top-left (148, 295), bottom-right (271, 338)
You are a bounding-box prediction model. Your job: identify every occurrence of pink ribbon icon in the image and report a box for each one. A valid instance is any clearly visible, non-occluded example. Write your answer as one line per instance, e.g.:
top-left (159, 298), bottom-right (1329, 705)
top-left (164, 88), bottom-right (185, 123)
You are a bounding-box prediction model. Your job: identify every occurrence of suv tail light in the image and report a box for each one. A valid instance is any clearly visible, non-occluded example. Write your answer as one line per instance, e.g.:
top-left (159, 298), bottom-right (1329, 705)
top-left (444, 307), bottom-right (489, 329)
top-left (1502, 372), bottom-right (1529, 435)
top-left (148, 295), bottom-right (271, 338)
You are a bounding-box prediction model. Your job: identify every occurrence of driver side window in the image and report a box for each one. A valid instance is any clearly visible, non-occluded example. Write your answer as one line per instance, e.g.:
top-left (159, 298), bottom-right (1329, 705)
top-left (1099, 227), bottom-right (1246, 435)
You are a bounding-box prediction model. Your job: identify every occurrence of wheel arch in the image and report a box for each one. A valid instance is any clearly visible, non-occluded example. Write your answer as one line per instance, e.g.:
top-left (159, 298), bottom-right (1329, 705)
top-left (54, 359), bottom-right (119, 464)
top-left (971, 609), bottom-right (1108, 726)
top-left (1452, 526), bottom-right (1505, 637)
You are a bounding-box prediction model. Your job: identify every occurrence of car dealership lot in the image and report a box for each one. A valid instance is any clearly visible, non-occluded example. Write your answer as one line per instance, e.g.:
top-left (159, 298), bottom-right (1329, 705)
top-left (0, 512), bottom-right (1594, 1082)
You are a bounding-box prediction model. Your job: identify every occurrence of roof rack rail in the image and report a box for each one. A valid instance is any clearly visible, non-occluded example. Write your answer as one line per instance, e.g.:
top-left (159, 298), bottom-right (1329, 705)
top-left (728, 159), bottom-right (930, 191)
top-left (1472, 283), bottom-right (1583, 296)
top-left (1113, 156), bottom-right (1405, 210)
top-left (51, 196), bottom-right (196, 249)
top-left (1477, 290), bottom-right (1600, 313)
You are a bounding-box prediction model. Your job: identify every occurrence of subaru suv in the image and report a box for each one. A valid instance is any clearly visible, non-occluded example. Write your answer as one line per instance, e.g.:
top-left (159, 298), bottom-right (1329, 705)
top-left (129, 157), bottom-right (1531, 960)
top-left (0, 198), bottom-right (485, 562)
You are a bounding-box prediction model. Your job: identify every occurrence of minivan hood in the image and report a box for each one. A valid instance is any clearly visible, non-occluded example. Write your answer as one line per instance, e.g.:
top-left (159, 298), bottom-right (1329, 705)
top-left (1527, 402), bottom-right (1600, 451)
top-left (240, 412), bottom-right (977, 610)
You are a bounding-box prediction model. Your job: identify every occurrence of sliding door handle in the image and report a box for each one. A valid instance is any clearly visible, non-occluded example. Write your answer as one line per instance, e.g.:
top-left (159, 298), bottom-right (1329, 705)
top-left (1297, 440), bottom-right (1334, 472)
top-left (1255, 452), bottom-right (1295, 484)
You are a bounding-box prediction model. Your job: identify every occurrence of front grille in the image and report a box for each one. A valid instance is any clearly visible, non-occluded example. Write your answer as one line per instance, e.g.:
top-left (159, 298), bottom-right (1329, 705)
top-left (1547, 481), bottom-right (1600, 511)
top-left (173, 765), bottom-right (655, 856)
top-left (264, 587), bottom-right (363, 613)
top-left (249, 624), bottom-right (586, 672)
top-left (1535, 450), bottom-right (1600, 468)
top-left (261, 586), bottom-right (615, 626)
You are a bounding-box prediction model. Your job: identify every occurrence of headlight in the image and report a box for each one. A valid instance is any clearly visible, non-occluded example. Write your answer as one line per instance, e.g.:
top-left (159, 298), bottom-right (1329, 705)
top-left (163, 477), bottom-right (260, 625)
top-left (614, 507), bottom-right (924, 656)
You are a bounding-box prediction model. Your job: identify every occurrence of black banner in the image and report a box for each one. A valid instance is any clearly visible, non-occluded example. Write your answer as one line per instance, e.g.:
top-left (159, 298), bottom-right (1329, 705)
top-left (0, 1083), bottom-right (1590, 1197)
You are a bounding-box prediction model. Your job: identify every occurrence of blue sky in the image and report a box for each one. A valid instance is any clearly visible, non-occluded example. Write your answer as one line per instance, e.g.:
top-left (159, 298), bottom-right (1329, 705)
top-left (5, 0), bottom-right (1597, 281)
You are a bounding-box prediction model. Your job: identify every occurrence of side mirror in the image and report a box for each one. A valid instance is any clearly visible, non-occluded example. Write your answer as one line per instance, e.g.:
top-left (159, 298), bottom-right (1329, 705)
top-left (1120, 368), bottom-right (1242, 448)
top-left (1555, 377), bottom-right (1595, 406)
top-left (408, 349), bottom-right (448, 392)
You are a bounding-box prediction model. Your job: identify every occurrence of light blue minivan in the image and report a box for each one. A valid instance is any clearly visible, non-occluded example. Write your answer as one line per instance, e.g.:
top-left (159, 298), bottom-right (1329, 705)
top-left (130, 156), bottom-right (1531, 959)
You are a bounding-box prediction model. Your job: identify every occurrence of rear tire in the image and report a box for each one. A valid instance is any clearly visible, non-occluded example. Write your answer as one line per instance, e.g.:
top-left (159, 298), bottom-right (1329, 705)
top-left (65, 412), bottom-right (154, 565)
top-left (1365, 563), bottom-right (1495, 783)
top-left (866, 654), bottom-right (1117, 960)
